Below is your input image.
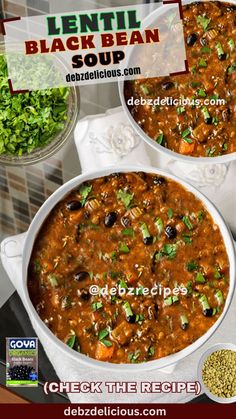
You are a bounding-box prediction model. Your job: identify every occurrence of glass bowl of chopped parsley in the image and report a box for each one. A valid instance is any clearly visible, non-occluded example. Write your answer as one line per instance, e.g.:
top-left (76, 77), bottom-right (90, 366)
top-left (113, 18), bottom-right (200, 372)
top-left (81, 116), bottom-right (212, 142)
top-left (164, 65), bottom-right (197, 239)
top-left (0, 44), bottom-right (78, 165)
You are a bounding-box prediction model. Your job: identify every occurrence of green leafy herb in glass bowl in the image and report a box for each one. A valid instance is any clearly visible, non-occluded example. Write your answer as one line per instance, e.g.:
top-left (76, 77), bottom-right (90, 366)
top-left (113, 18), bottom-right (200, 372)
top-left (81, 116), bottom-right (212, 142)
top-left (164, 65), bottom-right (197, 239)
top-left (0, 51), bottom-right (78, 165)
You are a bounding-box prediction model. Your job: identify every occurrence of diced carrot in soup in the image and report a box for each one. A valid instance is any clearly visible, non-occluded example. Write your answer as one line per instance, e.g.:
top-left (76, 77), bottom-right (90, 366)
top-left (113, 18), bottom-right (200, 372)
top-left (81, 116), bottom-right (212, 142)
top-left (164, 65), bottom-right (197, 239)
top-left (179, 140), bottom-right (195, 155)
top-left (95, 342), bottom-right (114, 361)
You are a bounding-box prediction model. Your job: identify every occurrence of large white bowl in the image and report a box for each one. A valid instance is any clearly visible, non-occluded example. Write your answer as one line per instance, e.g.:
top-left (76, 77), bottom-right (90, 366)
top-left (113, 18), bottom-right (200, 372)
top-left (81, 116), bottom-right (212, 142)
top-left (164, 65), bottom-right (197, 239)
top-left (119, 0), bottom-right (236, 164)
top-left (14, 165), bottom-right (236, 372)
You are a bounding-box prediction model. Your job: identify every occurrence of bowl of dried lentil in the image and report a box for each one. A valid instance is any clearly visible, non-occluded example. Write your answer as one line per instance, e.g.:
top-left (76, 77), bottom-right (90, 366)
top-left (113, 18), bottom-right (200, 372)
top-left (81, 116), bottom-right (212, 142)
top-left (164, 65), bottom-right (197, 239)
top-left (198, 343), bottom-right (236, 403)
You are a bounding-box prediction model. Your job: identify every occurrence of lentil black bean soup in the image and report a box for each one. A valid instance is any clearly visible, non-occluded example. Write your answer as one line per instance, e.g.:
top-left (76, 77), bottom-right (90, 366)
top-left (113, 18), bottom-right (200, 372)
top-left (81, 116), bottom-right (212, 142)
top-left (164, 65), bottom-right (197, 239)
top-left (125, 1), bottom-right (236, 157)
top-left (28, 173), bottom-right (229, 363)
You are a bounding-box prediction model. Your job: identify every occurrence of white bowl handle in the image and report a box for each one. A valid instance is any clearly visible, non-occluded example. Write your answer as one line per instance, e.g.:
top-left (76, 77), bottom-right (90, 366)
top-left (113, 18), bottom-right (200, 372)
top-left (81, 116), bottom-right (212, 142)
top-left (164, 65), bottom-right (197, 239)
top-left (0, 233), bottom-right (26, 259)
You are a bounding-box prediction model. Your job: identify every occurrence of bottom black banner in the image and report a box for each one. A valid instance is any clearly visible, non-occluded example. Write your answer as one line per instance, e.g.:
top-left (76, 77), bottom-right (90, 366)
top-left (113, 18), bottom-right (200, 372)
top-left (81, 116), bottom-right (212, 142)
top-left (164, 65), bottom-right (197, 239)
top-left (0, 403), bottom-right (235, 418)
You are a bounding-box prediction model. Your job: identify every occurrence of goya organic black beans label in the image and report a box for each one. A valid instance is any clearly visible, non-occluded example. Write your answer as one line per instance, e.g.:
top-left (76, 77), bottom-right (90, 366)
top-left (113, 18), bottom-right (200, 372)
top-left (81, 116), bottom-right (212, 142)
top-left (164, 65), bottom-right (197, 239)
top-left (6, 338), bottom-right (38, 387)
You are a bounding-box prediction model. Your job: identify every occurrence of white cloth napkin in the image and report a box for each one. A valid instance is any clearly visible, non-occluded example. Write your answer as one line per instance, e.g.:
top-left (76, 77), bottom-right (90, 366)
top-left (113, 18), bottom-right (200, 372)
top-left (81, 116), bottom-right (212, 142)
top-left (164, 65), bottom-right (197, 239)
top-left (74, 106), bottom-right (151, 172)
top-left (1, 106), bottom-right (236, 403)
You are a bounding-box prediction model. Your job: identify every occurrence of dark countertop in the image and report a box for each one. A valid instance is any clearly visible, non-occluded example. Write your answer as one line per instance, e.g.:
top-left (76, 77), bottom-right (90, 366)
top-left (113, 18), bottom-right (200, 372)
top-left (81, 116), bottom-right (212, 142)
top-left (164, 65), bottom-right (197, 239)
top-left (0, 292), bottom-right (69, 403)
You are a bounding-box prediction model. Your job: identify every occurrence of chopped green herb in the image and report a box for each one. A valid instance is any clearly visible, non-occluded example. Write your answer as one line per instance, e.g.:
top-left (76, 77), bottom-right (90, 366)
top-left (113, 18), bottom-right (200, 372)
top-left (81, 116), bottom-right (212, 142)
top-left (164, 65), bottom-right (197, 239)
top-left (214, 269), bottom-right (222, 279)
top-left (148, 346), bottom-right (155, 356)
top-left (186, 261), bottom-right (198, 272)
top-left (154, 251), bottom-right (161, 263)
top-left (182, 129), bottom-right (192, 142)
top-left (190, 81), bottom-right (201, 88)
top-left (123, 301), bottom-right (133, 317)
top-left (201, 46), bottom-right (211, 54)
top-left (79, 184), bottom-right (92, 206)
top-left (206, 146), bottom-right (216, 157)
top-left (198, 211), bottom-right (204, 221)
top-left (201, 106), bottom-right (211, 121)
top-left (182, 233), bottom-right (192, 244)
top-left (191, 66), bottom-right (197, 74)
top-left (116, 189), bottom-right (134, 209)
top-left (135, 286), bottom-right (145, 295)
top-left (186, 281), bottom-right (193, 295)
top-left (197, 88), bottom-right (207, 98)
top-left (119, 243), bottom-right (130, 254)
top-left (66, 335), bottom-right (76, 349)
top-left (34, 260), bottom-right (42, 273)
top-left (182, 128), bottom-right (191, 138)
top-left (48, 274), bottom-right (59, 288)
top-left (161, 243), bottom-right (177, 259)
top-left (128, 350), bottom-right (141, 363)
top-left (172, 295), bottom-right (179, 303)
top-left (180, 314), bottom-right (189, 328)
top-left (140, 223), bottom-right (151, 240)
top-left (227, 62), bottom-right (236, 74)
top-left (196, 15), bottom-right (211, 31)
top-left (215, 42), bottom-right (226, 59)
top-left (98, 328), bottom-right (109, 341)
top-left (215, 289), bottom-right (224, 306)
top-left (228, 38), bottom-right (235, 51)
top-left (118, 279), bottom-right (128, 289)
top-left (100, 339), bottom-right (113, 347)
top-left (154, 217), bottom-right (164, 235)
top-left (182, 215), bottom-right (193, 230)
top-left (177, 107), bottom-right (186, 115)
top-left (92, 301), bottom-right (103, 311)
top-left (182, 128), bottom-right (193, 144)
top-left (140, 84), bottom-right (150, 95)
top-left (212, 116), bottom-right (219, 126)
top-left (196, 272), bottom-right (206, 284)
top-left (164, 295), bottom-right (179, 306)
top-left (136, 314), bottom-right (144, 324)
top-left (156, 132), bottom-right (164, 145)
top-left (110, 295), bottom-right (117, 304)
top-left (122, 228), bottom-right (134, 237)
top-left (210, 93), bottom-right (219, 101)
top-left (111, 251), bottom-right (117, 262)
top-left (222, 143), bottom-right (228, 151)
top-left (183, 137), bottom-right (193, 144)
top-left (199, 294), bottom-right (210, 311)
top-left (168, 208), bottom-right (173, 219)
top-left (109, 271), bottom-right (121, 279)
top-left (199, 58), bottom-right (207, 68)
